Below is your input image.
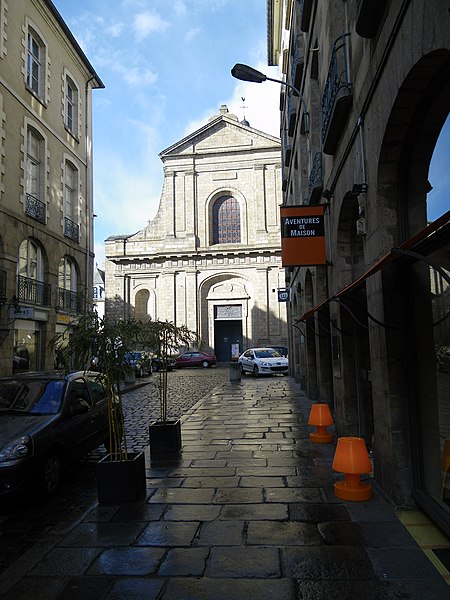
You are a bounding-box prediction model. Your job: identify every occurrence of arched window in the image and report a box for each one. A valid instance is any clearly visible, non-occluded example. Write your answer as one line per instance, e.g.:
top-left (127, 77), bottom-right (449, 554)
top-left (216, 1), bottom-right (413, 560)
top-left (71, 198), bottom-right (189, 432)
top-left (212, 195), bottom-right (241, 244)
top-left (57, 256), bottom-right (79, 312)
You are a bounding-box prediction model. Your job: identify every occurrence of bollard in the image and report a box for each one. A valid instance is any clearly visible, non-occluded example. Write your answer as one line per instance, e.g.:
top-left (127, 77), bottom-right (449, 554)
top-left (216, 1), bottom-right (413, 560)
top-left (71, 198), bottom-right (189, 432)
top-left (229, 362), bottom-right (241, 382)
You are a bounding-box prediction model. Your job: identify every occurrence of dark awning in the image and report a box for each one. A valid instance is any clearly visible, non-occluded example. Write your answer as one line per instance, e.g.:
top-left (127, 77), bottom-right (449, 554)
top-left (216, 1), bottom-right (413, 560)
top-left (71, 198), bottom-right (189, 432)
top-left (296, 210), bottom-right (450, 323)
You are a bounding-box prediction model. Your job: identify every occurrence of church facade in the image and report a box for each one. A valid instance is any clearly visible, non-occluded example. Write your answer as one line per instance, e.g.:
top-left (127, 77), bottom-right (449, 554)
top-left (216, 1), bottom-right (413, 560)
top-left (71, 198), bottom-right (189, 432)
top-left (104, 106), bottom-right (288, 361)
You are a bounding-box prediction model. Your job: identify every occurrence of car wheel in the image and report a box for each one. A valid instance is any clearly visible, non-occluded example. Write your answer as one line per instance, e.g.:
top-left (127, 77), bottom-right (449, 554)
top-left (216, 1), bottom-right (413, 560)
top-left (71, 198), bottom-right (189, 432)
top-left (240, 363), bottom-right (246, 375)
top-left (201, 360), bottom-right (209, 368)
top-left (40, 453), bottom-right (63, 495)
top-left (253, 365), bottom-right (259, 377)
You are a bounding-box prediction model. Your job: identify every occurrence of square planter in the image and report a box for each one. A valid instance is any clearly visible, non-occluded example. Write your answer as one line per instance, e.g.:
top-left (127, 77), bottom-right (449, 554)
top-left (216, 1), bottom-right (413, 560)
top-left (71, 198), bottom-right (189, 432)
top-left (149, 419), bottom-right (182, 459)
top-left (96, 451), bottom-right (146, 504)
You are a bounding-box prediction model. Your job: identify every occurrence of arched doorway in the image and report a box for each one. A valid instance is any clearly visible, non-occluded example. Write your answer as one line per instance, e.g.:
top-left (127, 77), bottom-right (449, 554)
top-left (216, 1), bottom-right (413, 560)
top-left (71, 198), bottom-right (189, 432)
top-left (377, 50), bottom-right (450, 530)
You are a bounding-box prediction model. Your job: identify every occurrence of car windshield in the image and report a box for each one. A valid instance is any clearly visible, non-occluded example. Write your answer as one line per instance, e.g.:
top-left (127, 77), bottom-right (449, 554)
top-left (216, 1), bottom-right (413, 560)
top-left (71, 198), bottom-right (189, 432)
top-left (124, 352), bottom-right (141, 360)
top-left (0, 380), bottom-right (66, 415)
top-left (255, 349), bottom-right (282, 358)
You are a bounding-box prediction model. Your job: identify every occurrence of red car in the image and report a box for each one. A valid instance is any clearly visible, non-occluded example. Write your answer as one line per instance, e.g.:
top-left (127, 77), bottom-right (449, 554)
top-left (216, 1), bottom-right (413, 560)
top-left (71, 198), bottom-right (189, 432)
top-left (175, 351), bottom-right (217, 368)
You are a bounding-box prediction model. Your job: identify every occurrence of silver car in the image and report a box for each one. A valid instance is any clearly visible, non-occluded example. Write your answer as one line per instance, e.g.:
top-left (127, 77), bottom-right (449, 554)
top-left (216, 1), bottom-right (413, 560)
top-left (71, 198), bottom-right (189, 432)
top-left (238, 348), bottom-right (289, 376)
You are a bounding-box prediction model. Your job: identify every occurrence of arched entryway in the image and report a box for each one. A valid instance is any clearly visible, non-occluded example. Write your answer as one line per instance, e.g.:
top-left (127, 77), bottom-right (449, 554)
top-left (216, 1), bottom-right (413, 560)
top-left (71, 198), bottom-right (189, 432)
top-left (376, 50), bottom-right (450, 530)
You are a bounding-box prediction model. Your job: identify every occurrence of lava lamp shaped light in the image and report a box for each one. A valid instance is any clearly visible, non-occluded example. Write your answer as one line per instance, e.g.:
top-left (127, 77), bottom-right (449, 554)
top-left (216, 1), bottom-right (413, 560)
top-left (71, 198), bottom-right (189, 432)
top-left (332, 436), bottom-right (373, 501)
top-left (308, 403), bottom-right (334, 443)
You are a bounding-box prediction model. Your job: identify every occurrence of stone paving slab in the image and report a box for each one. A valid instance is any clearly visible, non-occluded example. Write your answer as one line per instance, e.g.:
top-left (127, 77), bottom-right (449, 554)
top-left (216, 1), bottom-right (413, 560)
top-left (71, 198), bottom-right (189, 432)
top-left (1, 371), bottom-right (449, 599)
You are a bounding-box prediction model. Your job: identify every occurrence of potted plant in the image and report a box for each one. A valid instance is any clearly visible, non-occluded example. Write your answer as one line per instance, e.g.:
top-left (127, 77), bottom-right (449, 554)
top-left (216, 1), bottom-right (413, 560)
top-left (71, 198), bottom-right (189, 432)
top-left (49, 312), bottom-right (147, 504)
top-left (145, 320), bottom-right (195, 461)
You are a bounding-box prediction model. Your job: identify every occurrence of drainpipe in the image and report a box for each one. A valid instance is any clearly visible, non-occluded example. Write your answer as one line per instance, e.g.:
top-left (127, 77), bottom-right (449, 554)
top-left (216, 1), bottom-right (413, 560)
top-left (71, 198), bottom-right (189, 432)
top-left (85, 76), bottom-right (95, 313)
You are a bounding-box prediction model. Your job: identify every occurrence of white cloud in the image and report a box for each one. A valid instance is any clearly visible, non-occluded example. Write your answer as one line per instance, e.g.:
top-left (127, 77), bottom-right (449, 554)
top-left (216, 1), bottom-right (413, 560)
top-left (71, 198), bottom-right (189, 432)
top-left (173, 1), bottom-right (187, 17)
top-left (185, 27), bottom-right (200, 42)
top-left (122, 66), bottom-right (158, 87)
top-left (183, 65), bottom-right (280, 140)
top-left (106, 22), bottom-right (124, 37)
top-left (134, 12), bottom-right (170, 39)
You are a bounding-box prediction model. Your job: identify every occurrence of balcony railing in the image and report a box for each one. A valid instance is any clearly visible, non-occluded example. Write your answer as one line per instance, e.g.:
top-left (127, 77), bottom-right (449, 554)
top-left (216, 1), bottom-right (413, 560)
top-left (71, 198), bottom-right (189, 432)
top-left (287, 92), bottom-right (297, 137)
top-left (307, 152), bottom-right (323, 204)
top-left (56, 287), bottom-right (83, 313)
top-left (0, 269), bottom-right (6, 301)
top-left (299, 0), bottom-right (313, 32)
top-left (17, 275), bottom-right (51, 306)
top-left (356, 0), bottom-right (388, 38)
top-left (291, 36), bottom-right (304, 91)
top-left (64, 217), bottom-right (80, 243)
top-left (321, 33), bottom-right (353, 154)
top-left (25, 193), bottom-right (46, 224)
top-left (283, 129), bottom-right (292, 167)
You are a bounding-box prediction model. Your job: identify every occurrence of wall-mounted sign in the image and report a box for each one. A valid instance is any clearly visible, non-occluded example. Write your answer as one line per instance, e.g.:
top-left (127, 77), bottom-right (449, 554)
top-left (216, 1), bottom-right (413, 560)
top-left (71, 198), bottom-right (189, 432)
top-left (280, 205), bottom-right (327, 266)
top-left (9, 306), bottom-right (34, 320)
top-left (278, 289), bottom-right (289, 302)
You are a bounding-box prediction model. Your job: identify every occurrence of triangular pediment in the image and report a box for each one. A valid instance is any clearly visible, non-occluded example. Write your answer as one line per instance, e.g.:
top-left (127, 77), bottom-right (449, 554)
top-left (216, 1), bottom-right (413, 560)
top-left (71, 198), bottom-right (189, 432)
top-left (160, 115), bottom-right (280, 159)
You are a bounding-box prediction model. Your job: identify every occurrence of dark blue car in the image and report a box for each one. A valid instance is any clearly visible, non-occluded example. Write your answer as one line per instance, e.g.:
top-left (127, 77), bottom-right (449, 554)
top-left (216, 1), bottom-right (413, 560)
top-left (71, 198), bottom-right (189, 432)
top-left (0, 371), bottom-right (110, 496)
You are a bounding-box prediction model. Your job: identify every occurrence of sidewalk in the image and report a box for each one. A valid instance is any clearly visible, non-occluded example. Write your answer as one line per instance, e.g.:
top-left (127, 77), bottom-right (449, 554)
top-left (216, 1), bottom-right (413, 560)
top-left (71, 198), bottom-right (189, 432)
top-left (1, 375), bottom-right (449, 599)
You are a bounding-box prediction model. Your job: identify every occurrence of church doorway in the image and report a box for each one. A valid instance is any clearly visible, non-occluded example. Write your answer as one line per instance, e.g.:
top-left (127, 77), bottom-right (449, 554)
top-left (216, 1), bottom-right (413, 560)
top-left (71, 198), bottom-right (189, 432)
top-left (213, 305), bottom-right (243, 362)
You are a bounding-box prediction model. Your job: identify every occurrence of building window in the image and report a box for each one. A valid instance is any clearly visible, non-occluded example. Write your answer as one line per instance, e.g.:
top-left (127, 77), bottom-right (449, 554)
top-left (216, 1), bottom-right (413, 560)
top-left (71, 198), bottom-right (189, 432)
top-left (27, 128), bottom-right (41, 196)
top-left (26, 27), bottom-right (45, 98)
top-left (65, 75), bottom-right (79, 135)
top-left (58, 256), bottom-right (76, 292)
top-left (63, 160), bottom-right (79, 242)
top-left (18, 238), bottom-right (44, 281)
top-left (212, 195), bottom-right (241, 244)
top-left (57, 256), bottom-right (80, 312)
top-left (25, 127), bottom-right (46, 223)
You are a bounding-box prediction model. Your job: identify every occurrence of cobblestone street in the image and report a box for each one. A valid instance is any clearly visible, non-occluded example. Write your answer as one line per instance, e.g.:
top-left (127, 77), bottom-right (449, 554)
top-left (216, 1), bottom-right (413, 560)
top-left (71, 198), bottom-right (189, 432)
top-left (121, 366), bottom-right (230, 454)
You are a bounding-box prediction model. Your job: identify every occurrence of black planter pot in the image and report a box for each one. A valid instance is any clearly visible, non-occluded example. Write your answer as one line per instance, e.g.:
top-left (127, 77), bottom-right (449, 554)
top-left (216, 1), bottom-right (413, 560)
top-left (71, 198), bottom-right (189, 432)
top-left (96, 451), bottom-right (146, 504)
top-left (149, 419), bottom-right (182, 459)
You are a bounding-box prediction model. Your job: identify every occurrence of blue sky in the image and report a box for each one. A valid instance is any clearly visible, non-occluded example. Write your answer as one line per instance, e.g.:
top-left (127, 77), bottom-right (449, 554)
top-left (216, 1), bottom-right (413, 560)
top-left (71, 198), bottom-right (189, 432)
top-left (52, 0), bottom-right (280, 267)
top-left (52, 1), bottom-right (448, 267)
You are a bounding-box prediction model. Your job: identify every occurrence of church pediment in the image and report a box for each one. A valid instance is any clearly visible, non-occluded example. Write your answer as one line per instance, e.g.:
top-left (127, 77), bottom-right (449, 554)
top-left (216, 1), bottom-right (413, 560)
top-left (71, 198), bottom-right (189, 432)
top-left (160, 115), bottom-right (280, 158)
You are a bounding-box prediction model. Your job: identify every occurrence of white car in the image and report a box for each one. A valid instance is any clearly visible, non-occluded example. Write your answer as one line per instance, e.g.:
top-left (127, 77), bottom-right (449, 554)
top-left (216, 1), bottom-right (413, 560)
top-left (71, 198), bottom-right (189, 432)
top-left (238, 347), bottom-right (289, 376)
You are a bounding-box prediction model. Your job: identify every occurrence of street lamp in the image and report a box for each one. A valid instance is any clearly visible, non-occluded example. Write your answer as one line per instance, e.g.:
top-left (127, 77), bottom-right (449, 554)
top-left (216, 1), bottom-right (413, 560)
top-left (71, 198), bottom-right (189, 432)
top-left (231, 63), bottom-right (309, 133)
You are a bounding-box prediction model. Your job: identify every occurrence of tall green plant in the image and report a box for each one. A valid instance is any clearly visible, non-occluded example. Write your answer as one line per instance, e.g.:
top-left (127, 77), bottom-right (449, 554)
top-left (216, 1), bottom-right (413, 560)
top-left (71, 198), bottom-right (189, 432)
top-left (136, 320), bottom-right (194, 423)
top-left (49, 312), bottom-right (144, 461)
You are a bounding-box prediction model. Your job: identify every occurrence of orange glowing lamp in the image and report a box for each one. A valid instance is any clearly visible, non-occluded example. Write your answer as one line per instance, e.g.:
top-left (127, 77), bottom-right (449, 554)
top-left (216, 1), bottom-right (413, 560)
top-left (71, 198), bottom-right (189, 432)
top-left (308, 403), bottom-right (334, 443)
top-left (332, 436), bottom-right (373, 501)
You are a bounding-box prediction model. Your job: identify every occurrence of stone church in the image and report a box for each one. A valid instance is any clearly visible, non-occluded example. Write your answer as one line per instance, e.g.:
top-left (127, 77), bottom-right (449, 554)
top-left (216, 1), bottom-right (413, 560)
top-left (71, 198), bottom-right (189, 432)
top-left (104, 106), bottom-right (288, 362)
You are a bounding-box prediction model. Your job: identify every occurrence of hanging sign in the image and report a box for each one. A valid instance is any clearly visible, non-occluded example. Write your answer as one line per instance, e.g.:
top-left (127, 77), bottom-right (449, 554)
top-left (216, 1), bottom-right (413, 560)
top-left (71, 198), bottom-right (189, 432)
top-left (280, 205), bottom-right (327, 266)
top-left (277, 289), bottom-right (289, 302)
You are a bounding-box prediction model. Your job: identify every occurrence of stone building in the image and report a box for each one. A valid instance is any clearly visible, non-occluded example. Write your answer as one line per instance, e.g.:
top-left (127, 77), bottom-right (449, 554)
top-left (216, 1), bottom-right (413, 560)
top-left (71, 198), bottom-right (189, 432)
top-left (0, 0), bottom-right (103, 376)
top-left (104, 106), bottom-right (288, 361)
top-left (267, 0), bottom-right (450, 534)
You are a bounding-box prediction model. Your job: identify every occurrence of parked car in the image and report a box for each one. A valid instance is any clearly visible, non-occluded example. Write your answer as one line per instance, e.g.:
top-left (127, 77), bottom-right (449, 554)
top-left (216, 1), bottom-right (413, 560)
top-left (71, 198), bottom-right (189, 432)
top-left (123, 351), bottom-right (152, 377)
top-left (175, 351), bottom-right (217, 368)
top-left (437, 345), bottom-right (450, 372)
top-left (0, 371), bottom-right (111, 496)
top-left (151, 356), bottom-right (176, 372)
top-left (238, 347), bottom-right (289, 376)
top-left (269, 345), bottom-right (288, 357)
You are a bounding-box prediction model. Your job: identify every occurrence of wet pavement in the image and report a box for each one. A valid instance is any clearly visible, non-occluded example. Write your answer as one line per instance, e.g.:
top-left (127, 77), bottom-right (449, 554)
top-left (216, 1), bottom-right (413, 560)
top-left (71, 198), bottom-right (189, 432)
top-left (0, 368), bottom-right (449, 599)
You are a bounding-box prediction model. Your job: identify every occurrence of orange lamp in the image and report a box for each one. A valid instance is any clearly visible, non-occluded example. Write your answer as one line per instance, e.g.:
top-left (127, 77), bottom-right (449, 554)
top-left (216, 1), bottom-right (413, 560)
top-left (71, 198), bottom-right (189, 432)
top-left (308, 403), bottom-right (334, 443)
top-left (332, 436), bottom-right (373, 501)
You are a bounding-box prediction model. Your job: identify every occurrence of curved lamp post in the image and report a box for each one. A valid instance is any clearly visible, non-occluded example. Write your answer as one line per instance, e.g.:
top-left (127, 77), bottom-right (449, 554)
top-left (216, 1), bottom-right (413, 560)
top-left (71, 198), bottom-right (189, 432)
top-left (231, 63), bottom-right (309, 133)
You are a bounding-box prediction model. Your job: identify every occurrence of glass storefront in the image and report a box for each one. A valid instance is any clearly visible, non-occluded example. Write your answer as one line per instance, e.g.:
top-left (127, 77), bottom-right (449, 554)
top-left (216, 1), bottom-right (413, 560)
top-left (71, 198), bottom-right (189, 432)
top-left (411, 236), bottom-right (450, 533)
top-left (13, 328), bottom-right (39, 373)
